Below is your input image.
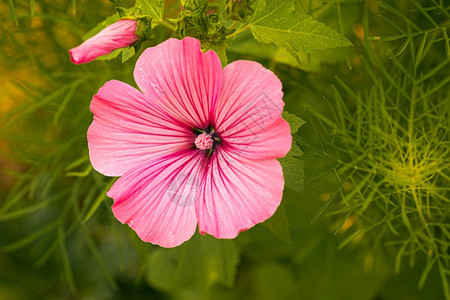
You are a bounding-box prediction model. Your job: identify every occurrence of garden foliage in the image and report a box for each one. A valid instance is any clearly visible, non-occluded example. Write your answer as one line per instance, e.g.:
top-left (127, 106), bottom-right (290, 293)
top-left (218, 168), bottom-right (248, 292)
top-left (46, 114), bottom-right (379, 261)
top-left (0, 0), bottom-right (448, 299)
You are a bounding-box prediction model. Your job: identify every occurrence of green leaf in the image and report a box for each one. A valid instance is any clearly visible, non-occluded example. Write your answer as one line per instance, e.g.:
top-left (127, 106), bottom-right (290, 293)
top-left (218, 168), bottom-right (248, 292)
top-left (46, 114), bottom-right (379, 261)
top-left (279, 143), bottom-right (304, 194)
top-left (205, 42), bottom-right (228, 67)
top-left (58, 223), bottom-right (75, 292)
top-left (230, 32), bottom-right (356, 71)
top-left (279, 111), bottom-right (305, 194)
top-left (249, 0), bottom-right (352, 63)
top-left (1, 221), bottom-right (57, 252)
top-left (80, 225), bottom-right (117, 289)
top-left (121, 46), bottom-right (136, 62)
top-left (71, 0), bottom-right (76, 14)
top-left (146, 234), bottom-right (240, 292)
top-left (135, 0), bottom-right (164, 20)
top-left (0, 190), bottom-right (67, 221)
top-left (82, 178), bottom-right (116, 224)
top-left (263, 198), bottom-right (291, 244)
top-left (6, 0), bottom-right (19, 25)
top-left (30, 0), bottom-right (35, 16)
top-left (282, 111), bottom-right (305, 134)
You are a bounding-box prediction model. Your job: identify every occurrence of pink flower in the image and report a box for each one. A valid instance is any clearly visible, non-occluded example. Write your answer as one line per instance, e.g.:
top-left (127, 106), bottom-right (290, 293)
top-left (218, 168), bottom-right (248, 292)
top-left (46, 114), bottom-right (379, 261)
top-left (87, 37), bottom-right (291, 247)
top-left (70, 19), bottom-right (140, 64)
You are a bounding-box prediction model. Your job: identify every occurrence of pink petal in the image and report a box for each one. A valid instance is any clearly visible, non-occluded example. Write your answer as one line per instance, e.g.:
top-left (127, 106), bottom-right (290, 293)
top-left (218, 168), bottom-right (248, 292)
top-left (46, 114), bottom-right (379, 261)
top-left (70, 19), bottom-right (139, 64)
top-left (134, 37), bottom-right (223, 129)
top-left (88, 80), bottom-right (194, 177)
top-left (214, 60), bottom-right (291, 159)
top-left (109, 150), bottom-right (206, 248)
top-left (196, 149), bottom-right (284, 238)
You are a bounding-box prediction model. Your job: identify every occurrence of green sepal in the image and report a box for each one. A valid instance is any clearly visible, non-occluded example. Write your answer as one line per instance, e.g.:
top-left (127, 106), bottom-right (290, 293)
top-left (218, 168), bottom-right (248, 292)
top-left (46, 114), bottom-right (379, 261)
top-left (136, 17), bottom-right (154, 40)
top-left (180, 0), bottom-right (209, 14)
top-left (226, 0), bottom-right (252, 21)
top-left (205, 12), bottom-right (233, 42)
top-left (176, 0), bottom-right (233, 56)
top-left (115, 6), bottom-right (136, 18)
top-left (97, 43), bottom-right (139, 63)
top-left (96, 48), bottom-right (122, 61)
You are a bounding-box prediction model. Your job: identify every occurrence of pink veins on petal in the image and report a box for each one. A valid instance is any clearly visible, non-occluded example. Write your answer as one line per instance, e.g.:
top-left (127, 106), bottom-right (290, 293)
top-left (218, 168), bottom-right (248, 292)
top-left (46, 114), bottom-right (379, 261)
top-left (87, 37), bottom-right (292, 248)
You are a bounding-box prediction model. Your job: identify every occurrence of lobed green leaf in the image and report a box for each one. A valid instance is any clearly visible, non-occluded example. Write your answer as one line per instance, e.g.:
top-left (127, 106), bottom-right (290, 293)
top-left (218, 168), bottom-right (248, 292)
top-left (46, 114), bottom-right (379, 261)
top-left (249, 0), bottom-right (352, 64)
top-left (263, 198), bottom-right (291, 244)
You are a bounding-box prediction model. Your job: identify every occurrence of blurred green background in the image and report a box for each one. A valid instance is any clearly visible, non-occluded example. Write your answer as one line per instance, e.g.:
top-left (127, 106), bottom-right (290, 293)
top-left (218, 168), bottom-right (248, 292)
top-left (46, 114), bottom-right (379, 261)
top-left (0, 0), bottom-right (448, 299)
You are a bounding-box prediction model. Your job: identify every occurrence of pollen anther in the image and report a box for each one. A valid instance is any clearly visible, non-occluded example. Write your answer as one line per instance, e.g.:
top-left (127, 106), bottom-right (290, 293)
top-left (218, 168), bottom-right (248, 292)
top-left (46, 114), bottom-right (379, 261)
top-left (195, 132), bottom-right (214, 150)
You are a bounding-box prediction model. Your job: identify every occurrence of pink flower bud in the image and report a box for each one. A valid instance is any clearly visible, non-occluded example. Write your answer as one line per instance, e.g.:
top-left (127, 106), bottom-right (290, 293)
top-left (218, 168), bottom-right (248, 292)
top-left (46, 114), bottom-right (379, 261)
top-left (70, 19), bottom-right (140, 64)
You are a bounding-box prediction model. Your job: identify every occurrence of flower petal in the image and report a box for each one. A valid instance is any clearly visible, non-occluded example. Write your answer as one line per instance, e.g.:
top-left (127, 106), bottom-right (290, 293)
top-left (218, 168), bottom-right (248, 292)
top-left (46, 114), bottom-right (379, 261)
top-left (109, 150), bottom-right (206, 248)
top-left (134, 37), bottom-right (223, 129)
top-left (196, 149), bottom-right (284, 239)
top-left (88, 80), bottom-right (194, 177)
top-left (214, 60), bottom-right (291, 159)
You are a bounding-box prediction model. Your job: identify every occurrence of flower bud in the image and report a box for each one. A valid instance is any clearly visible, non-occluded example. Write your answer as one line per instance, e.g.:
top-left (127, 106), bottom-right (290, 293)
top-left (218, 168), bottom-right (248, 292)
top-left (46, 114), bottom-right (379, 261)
top-left (70, 19), bottom-right (140, 64)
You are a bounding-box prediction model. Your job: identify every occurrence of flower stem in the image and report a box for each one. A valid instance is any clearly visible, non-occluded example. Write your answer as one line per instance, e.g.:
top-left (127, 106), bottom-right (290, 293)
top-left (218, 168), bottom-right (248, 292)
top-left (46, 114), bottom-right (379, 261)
top-left (226, 24), bottom-right (250, 39)
top-left (227, 20), bottom-right (239, 31)
top-left (154, 19), bottom-right (176, 31)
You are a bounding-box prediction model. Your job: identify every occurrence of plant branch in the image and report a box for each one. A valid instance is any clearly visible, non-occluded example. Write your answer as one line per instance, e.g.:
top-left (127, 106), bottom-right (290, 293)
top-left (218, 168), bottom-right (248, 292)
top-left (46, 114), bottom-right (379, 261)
top-left (226, 24), bottom-right (250, 39)
top-left (154, 19), bottom-right (176, 31)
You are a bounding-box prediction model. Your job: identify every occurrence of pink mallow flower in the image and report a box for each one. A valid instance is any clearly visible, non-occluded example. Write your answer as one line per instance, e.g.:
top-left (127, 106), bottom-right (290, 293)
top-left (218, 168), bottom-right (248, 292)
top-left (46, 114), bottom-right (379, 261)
top-left (70, 19), bottom-right (139, 64)
top-left (87, 37), bottom-right (292, 247)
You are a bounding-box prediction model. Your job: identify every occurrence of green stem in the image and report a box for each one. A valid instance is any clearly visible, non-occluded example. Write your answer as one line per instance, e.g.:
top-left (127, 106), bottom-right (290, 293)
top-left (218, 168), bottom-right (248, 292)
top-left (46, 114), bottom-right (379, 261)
top-left (154, 19), bottom-right (176, 31)
top-left (227, 20), bottom-right (239, 31)
top-left (226, 24), bottom-right (250, 39)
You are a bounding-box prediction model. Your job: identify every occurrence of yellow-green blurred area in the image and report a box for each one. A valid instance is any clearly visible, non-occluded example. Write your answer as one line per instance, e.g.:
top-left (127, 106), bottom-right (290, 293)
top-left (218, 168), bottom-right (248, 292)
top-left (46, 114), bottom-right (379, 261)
top-left (0, 0), bottom-right (448, 299)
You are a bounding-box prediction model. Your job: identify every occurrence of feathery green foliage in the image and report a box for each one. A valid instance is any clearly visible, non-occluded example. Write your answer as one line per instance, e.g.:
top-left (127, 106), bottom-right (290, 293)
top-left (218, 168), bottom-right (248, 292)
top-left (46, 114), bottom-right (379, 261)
top-left (299, 1), bottom-right (449, 297)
